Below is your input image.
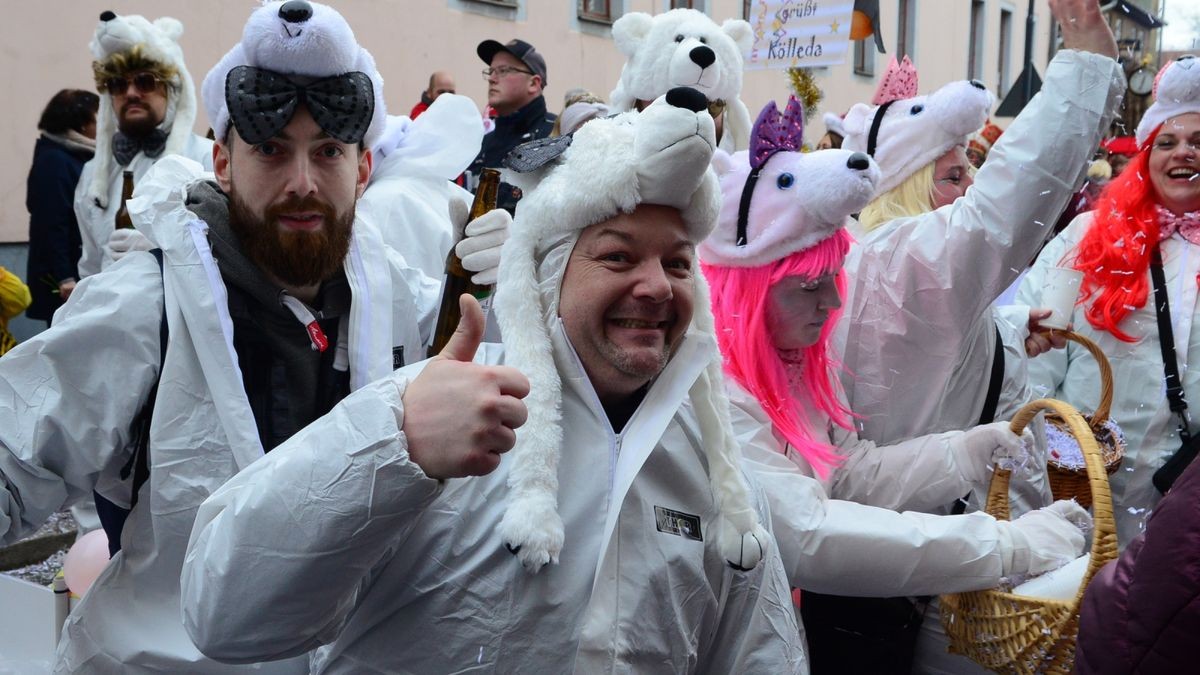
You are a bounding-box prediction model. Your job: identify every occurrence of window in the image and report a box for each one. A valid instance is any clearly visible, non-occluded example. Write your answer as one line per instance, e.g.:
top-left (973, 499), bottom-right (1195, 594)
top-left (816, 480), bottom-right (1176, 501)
top-left (854, 35), bottom-right (875, 76)
top-left (998, 8), bottom-right (1013, 94)
top-left (968, 0), bottom-right (986, 79)
top-left (896, 0), bottom-right (917, 62)
top-left (743, 0), bottom-right (753, 20)
top-left (670, 0), bottom-right (694, 8)
top-left (578, 0), bottom-right (611, 21)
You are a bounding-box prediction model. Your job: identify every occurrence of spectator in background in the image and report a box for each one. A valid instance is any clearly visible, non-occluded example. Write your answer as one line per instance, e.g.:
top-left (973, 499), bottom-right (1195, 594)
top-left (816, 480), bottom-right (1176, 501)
top-left (817, 111), bottom-right (846, 150)
top-left (965, 119), bottom-right (1003, 168)
top-left (409, 70), bottom-right (456, 120)
top-left (466, 38), bottom-right (555, 213)
top-left (26, 89), bottom-right (99, 326)
top-left (1102, 135), bottom-right (1138, 176)
top-left (551, 89), bottom-right (609, 137)
top-left (0, 267), bottom-right (31, 356)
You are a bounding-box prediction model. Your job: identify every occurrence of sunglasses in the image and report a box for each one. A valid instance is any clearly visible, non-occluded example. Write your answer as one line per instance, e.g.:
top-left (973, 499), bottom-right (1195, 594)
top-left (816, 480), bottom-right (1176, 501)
top-left (104, 72), bottom-right (165, 97)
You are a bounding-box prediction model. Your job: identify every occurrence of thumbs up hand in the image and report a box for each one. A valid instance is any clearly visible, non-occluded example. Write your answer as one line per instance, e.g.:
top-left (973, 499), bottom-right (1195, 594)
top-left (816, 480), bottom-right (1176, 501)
top-left (402, 295), bottom-right (530, 479)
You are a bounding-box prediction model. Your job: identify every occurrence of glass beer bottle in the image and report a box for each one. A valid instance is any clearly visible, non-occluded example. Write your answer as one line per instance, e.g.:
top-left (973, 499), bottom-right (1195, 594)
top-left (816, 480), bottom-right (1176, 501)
top-left (427, 168), bottom-right (500, 357)
top-left (114, 171), bottom-right (135, 230)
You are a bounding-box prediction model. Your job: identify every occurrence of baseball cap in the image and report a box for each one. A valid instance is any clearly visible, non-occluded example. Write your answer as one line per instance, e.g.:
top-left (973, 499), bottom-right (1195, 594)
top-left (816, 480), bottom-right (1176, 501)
top-left (477, 38), bottom-right (547, 86)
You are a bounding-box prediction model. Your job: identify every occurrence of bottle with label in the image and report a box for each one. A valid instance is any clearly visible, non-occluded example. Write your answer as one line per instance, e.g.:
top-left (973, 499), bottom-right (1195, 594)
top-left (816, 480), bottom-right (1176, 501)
top-left (114, 171), bottom-right (135, 230)
top-left (427, 168), bottom-right (500, 357)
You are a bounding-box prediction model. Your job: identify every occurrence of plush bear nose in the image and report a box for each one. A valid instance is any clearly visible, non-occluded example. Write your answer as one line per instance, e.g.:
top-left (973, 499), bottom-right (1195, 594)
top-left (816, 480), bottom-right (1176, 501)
top-left (846, 153), bottom-right (871, 171)
top-left (969, 79), bottom-right (986, 90)
top-left (99, 10), bottom-right (116, 21)
top-left (666, 87), bottom-right (708, 113)
top-left (279, 0), bottom-right (313, 23)
top-left (689, 46), bottom-right (716, 69)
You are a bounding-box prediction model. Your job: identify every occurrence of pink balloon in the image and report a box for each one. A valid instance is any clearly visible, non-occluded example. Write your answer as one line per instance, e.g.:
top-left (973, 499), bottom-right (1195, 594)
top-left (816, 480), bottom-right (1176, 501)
top-left (63, 529), bottom-right (111, 596)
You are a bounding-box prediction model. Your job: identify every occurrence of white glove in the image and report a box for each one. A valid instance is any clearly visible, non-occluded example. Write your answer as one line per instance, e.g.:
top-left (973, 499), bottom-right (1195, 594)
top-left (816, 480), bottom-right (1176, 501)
top-left (105, 228), bottom-right (154, 264)
top-left (953, 421), bottom-right (1032, 485)
top-left (1000, 500), bottom-right (1091, 577)
top-left (454, 208), bottom-right (510, 286)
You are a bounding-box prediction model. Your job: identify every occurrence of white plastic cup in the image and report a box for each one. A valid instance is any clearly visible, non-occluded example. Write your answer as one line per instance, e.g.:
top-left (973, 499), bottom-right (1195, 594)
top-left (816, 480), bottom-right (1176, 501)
top-left (1040, 266), bottom-right (1084, 330)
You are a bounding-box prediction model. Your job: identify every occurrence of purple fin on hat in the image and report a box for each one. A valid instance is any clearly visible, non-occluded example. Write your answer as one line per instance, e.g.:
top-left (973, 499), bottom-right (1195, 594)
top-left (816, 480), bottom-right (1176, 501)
top-left (749, 95), bottom-right (805, 171)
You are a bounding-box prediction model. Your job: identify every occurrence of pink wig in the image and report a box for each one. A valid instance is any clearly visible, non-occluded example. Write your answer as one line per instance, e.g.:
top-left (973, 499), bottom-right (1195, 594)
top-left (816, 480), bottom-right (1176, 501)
top-left (702, 228), bottom-right (855, 478)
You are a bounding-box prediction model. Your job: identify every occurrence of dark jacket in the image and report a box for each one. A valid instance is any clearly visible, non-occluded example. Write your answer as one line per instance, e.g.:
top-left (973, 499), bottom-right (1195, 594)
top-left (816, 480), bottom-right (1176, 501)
top-left (1074, 451), bottom-right (1200, 674)
top-left (467, 95), bottom-right (556, 214)
top-left (26, 135), bottom-right (92, 321)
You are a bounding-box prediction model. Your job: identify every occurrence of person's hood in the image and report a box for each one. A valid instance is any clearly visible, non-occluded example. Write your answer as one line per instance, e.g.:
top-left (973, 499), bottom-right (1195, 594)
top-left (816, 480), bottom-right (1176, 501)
top-left (494, 87), bottom-right (768, 575)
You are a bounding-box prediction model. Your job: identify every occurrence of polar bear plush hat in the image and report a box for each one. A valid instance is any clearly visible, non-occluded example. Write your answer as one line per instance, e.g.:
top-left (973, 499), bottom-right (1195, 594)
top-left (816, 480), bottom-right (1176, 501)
top-left (1136, 54), bottom-right (1200, 148)
top-left (87, 11), bottom-right (197, 208)
top-left (202, 0), bottom-right (387, 151)
top-left (609, 9), bottom-right (754, 152)
top-left (495, 87), bottom-right (768, 574)
top-left (842, 55), bottom-right (994, 196)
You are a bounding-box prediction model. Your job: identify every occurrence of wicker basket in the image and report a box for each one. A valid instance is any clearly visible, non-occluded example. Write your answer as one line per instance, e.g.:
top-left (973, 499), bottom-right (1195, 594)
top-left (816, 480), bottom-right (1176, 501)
top-left (940, 398), bottom-right (1119, 675)
top-left (1044, 331), bottom-right (1125, 509)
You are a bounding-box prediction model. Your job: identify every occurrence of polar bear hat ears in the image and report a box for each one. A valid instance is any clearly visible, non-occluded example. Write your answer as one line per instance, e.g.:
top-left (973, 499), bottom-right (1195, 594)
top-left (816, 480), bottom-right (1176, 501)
top-left (1137, 55), bottom-right (1200, 148)
top-left (609, 9), bottom-right (754, 152)
top-left (202, 0), bottom-right (387, 149)
top-left (86, 11), bottom-right (197, 208)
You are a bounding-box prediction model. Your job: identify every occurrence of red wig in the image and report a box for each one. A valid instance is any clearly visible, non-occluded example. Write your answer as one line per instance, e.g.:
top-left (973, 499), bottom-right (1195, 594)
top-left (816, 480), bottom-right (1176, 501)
top-left (1072, 125), bottom-right (1162, 341)
top-left (702, 229), bottom-right (855, 478)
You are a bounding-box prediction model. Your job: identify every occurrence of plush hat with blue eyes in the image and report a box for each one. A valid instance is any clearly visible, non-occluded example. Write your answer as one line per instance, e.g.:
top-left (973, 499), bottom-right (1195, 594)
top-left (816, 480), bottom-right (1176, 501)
top-left (841, 57), bottom-right (994, 196)
top-left (699, 96), bottom-right (881, 268)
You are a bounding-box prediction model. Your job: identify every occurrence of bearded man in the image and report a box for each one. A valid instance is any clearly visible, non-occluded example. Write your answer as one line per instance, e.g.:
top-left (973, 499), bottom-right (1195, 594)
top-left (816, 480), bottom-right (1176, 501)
top-left (75, 10), bottom-right (213, 278)
top-left (0, 1), bottom-right (512, 672)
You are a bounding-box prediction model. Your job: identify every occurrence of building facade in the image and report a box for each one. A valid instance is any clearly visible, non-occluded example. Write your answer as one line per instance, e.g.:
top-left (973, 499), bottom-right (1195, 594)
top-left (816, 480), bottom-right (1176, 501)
top-left (0, 0), bottom-right (1161, 243)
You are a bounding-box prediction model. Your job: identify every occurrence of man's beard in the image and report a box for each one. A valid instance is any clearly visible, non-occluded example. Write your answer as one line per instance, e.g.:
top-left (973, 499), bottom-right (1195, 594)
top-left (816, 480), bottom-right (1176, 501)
top-left (228, 190), bottom-right (354, 287)
top-left (116, 102), bottom-right (162, 137)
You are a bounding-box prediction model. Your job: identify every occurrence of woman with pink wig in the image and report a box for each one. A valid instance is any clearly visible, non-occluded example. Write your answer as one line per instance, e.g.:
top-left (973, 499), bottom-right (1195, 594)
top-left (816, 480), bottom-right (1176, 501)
top-left (698, 97), bottom-right (1091, 675)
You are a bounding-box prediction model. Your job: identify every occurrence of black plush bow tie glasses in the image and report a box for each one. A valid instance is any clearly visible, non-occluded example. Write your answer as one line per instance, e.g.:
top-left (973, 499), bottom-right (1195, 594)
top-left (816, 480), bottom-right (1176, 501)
top-left (224, 65), bottom-right (374, 145)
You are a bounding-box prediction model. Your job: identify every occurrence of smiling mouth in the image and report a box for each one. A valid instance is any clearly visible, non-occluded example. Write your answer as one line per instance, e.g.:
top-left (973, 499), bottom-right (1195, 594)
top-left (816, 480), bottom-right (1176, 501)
top-left (278, 213), bottom-right (323, 231)
top-left (611, 319), bottom-right (668, 329)
top-left (1167, 167), bottom-right (1198, 180)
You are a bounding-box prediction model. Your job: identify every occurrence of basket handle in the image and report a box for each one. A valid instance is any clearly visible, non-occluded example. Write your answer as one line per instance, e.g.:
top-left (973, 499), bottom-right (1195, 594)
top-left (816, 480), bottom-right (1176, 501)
top-left (992, 398), bottom-right (1119, 601)
top-left (1050, 330), bottom-right (1114, 427)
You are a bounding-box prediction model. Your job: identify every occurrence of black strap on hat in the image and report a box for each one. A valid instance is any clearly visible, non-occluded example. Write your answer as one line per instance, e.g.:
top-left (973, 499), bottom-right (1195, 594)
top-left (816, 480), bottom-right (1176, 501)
top-left (866, 99), bottom-right (897, 157)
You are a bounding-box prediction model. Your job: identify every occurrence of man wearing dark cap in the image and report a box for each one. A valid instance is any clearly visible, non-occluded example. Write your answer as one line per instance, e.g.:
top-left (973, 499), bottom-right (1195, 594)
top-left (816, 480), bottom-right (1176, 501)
top-left (468, 38), bottom-right (556, 213)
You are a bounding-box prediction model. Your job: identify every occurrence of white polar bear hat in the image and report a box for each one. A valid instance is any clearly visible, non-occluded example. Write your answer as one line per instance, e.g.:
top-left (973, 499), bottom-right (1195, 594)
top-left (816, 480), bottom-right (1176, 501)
top-left (495, 87), bottom-right (768, 574)
top-left (842, 56), bottom-right (994, 197)
top-left (1136, 55), bottom-right (1200, 148)
top-left (609, 9), bottom-right (754, 153)
top-left (87, 10), bottom-right (198, 208)
top-left (202, 0), bottom-right (387, 150)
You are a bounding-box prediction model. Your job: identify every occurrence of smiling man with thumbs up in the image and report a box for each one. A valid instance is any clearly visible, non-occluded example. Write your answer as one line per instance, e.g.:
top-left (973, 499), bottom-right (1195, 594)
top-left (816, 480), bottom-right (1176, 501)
top-left (182, 90), bottom-right (802, 673)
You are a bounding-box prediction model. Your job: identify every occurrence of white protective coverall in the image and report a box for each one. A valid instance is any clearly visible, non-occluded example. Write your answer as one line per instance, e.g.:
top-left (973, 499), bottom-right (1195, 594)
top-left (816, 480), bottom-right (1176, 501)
top-left (834, 50), bottom-right (1125, 675)
top-left (1019, 214), bottom-right (1200, 547)
top-left (74, 132), bottom-right (213, 278)
top-left (727, 385), bottom-right (1071, 593)
top-left (182, 236), bottom-right (806, 674)
top-left (836, 49), bottom-right (1125, 452)
top-left (0, 156), bottom-right (431, 673)
top-left (358, 93), bottom-right (482, 280)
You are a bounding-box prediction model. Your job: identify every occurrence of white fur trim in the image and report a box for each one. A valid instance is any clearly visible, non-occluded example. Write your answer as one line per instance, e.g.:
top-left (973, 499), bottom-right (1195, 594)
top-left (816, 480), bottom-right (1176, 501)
top-left (1136, 56), bottom-right (1200, 147)
top-left (202, 1), bottom-right (387, 149)
top-left (495, 95), bottom-right (765, 572)
top-left (843, 79), bottom-right (994, 196)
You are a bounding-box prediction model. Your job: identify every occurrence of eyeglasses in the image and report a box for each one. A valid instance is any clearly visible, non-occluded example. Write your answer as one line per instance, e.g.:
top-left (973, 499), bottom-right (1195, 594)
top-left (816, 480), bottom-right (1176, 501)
top-left (482, 66), bottom-right (533, 79)
top-left (104, 72), bottom-right (165, 96)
